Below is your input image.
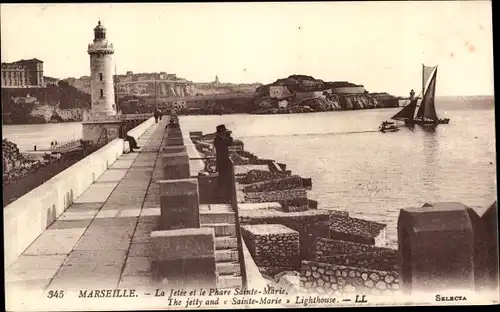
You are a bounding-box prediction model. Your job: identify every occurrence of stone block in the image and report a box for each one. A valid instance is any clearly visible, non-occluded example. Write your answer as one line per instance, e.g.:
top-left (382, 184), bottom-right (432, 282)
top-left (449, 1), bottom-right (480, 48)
top-left (160, 152), bottom-right (190, 180)
top-left (478, 202), bottom-right (499, 290)
top-left (165, 137), bottom-right (184, 146)
top-left (398, 202), bottom-right (480, 294)
top-left (197, 175), bottom-right (219, 204)
top-left (150, 228), bottom-right (216, 287)
top-left (300, 260), bottom-right (400, 295)
top-left (242, 224), bottom-right (300, 270)
top-left (330, 215), bottom-right (387, 247)
top-left (161, 146), bottom-right (187, 154)
top-left (158, 178), bottom-right (200, 230)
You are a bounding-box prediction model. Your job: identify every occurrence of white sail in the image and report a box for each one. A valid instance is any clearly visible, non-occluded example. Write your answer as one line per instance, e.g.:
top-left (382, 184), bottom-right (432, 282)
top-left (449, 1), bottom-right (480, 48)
top-left (422, 65), bottom-right (437, 95)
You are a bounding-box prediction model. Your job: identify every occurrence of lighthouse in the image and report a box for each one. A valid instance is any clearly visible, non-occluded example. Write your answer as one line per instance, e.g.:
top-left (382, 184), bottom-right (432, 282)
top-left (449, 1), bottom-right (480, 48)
top-left (82, 21), bottom-right (122, 144)
top-left (88, 20), bottom-right (116, 117)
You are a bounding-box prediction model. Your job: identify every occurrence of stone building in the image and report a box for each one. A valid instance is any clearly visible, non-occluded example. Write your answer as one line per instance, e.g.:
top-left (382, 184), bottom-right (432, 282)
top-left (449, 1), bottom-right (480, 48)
top-left (1, 58), bottom-right (44, 88)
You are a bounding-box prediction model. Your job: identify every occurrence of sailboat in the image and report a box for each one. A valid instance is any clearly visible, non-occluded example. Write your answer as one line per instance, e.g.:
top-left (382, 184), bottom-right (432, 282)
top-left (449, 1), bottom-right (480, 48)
top-left (387, 64), bottom-right (450, 127)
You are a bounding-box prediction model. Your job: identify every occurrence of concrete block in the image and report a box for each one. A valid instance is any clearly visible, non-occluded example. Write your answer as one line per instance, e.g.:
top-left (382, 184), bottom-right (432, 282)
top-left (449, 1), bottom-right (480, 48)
top-left (197, 175), bottom-right (219, 204)
top-left (161, 146), bottom-right (187, 154)
top-left (160, 152), bottom-right (190, 180)
top-left (398, 202), bottom-right (480, 294)
top-left (150, 228), bottom-right (216, 287)
top-left (200, 212), bottom-right (235, 225)
top-left (215, 237), bottom-right (238, 250)
top-left (217, 275), bottom-right (242, 289)
top-left (217, 262), bottom-right (241, 275)
top-left (215, 249), bottom-right (239, 262)
top-left (165, 137), bottom-right (184, 146)
top-left (201, 223), bottom-right (236, 237)
top-left (158, 178), bottom-right (200, 230)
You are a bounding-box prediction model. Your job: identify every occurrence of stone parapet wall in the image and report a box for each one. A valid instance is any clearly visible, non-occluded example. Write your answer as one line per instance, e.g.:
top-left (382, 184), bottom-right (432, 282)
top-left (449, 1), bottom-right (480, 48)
top-left (316, 250), bottom-right (399, 272)
top-left (242, 224), bottom-right (300, 270)
top-left (242, 175), bottom-right (304, 193)
top-left (300, 260), bottom-right (400, 295)
top-left (330, 215), bottom-right (387, 246)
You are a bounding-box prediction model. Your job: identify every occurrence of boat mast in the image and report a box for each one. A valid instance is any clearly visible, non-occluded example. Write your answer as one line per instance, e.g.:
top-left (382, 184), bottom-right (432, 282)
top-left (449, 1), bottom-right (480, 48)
top-left (155, 76), bottom-right (158, 111)
top-left (421, 64), bottom-right (425, 121)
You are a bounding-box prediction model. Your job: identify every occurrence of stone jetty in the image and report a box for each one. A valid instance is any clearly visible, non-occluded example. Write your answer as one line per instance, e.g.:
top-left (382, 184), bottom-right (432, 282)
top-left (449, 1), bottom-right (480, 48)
top-left (4, 115), bottom-right (498, 310)
top-left (190, 130), bottom-right (396, 296)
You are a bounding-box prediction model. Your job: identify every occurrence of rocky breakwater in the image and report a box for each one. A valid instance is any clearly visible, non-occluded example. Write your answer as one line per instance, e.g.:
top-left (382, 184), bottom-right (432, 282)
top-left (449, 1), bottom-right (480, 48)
top-left (253, 75), bottom-right (399, 114)
top-left (190, 130), bottom-right (400, 298)
top-left (2, 139), bottom-right (39, 182)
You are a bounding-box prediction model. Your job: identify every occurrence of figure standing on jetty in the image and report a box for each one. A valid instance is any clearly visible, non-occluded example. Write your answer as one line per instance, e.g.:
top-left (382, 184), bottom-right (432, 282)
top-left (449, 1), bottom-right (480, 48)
top-left (214, 124), bottom-right (234, 204)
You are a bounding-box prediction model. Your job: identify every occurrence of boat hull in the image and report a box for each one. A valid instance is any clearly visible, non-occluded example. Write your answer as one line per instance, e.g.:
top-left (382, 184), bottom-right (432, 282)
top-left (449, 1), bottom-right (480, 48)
top-left (404, 118), bottom-right (450, 126)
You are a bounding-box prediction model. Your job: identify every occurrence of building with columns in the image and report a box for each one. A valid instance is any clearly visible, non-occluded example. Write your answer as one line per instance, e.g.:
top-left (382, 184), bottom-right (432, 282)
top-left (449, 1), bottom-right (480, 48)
top-left (1, 58), bottom-right (44, 88)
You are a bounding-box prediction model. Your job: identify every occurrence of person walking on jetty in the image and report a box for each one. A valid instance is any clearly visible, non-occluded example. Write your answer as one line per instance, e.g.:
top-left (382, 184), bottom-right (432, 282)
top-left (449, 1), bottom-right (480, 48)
top-left (214, 124), bottom-right (234, 204)
top-left (154, 110), bottom-right (159, 123)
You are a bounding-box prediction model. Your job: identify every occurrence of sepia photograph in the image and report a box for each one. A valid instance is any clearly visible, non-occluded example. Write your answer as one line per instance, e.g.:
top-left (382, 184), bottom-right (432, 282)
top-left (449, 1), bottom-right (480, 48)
top-left (2, 1), bottom-right (498, 310)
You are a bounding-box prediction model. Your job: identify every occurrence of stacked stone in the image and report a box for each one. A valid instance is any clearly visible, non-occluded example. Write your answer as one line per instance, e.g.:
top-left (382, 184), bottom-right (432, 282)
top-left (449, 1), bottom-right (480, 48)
top-left (242, 224), bottom-right (300, 272)
top-left (240, 210), bottom-right (333, 260)
top-left (313, 237), bottom-right (392, 257)
top-left (300, 261), bottom-right (400, 296)
top-left (330, 215), bottom-right (387, 246)
top-left (245, 188), bottom-right (308, 203)
top-left (316, 250), bottom-right (399, 272)
top-left (238, 169), bottom-right (290, 184)
top-left (242, 175), bottom-right (304, 193)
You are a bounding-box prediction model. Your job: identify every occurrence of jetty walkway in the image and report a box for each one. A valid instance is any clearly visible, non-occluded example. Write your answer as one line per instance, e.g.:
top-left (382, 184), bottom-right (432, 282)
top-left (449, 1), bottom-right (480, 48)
top-left (6, 119), bottom-right (208, 307)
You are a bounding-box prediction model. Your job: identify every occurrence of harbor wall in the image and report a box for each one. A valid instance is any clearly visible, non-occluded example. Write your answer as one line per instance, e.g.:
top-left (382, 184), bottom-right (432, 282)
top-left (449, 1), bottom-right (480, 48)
top-left (3, 117), bottom-right (155, 268)
top-left (127, 116), bottom-right (154, 140)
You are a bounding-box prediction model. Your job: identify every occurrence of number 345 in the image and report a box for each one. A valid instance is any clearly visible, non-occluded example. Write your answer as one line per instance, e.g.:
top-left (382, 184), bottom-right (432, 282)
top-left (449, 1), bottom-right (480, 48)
top-left (47, 290), bottom-right (64, 299)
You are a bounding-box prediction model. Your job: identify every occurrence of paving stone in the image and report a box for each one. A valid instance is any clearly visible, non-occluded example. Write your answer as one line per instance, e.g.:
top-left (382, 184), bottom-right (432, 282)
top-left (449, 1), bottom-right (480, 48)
top-left (49, 264), bottom-right (122, 289)
top-left (74, 182), bottom-right (118, 203)
top-left (23, 228), bottom-right (86, 256)
top-left (96, 169), bottom-right (128, 183)
top-left (118, 275), bottom-right (157, 289)
top-left (63, 250), bottom-right (127, 266)
top-left (122, 256), bottom-right (151, 277)
top-left (6, 255), bottom-right (67, 283)
top-left (49, 219), bottom-right (93, 230)
top-left (129, 243), bottom-right (150, 257)
top-left (110, 159), bottom-right (135, 169)
top-left (58, 209), bottom-right (99, 221)
top-left (73, 234), bottom-right (132, 251)
top-left (66, 203), bottom-right (103, 211)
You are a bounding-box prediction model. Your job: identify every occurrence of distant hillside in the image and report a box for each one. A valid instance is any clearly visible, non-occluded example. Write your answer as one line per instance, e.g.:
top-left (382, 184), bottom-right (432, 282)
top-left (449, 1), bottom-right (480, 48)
top-left (2, 81), bottom-right (90, 124)
top-left (253, 75), bottom-right (399, 113)
top-left (257, 75), bottom-right (365, 94)
top-left (193, 82), bottom-right (262, 95)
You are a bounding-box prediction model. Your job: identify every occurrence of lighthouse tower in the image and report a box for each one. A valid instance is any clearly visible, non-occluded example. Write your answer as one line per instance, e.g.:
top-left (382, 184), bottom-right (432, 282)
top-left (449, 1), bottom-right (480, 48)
top-left (82, 21), bottom-right (122, 144)
top-left (88, 20), bottom-right (116, 117)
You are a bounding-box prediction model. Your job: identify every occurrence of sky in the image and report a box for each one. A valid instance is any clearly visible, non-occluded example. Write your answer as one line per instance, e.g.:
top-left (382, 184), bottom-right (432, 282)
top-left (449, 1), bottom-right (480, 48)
top-left (1, 2), bottom-right (494, 96)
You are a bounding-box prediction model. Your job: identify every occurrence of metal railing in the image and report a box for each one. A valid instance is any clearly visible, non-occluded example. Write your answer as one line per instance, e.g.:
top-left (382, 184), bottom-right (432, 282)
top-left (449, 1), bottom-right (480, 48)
top-left (230, 158), bottom-right (248, 289)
